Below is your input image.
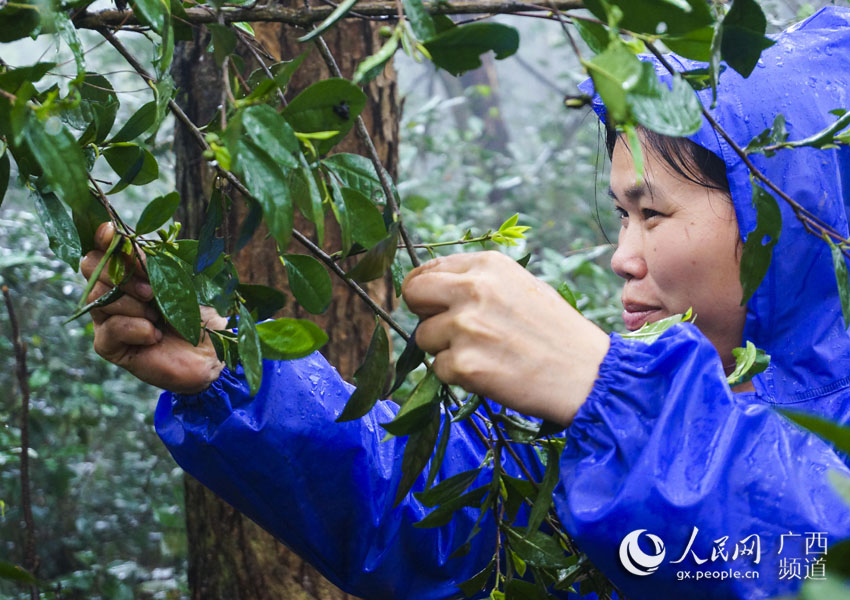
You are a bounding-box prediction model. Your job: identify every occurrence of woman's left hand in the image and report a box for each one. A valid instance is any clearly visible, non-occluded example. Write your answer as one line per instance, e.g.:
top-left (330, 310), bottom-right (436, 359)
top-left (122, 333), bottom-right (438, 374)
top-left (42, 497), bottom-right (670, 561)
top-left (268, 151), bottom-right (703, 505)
top-left (401, 251), bottom-right (610, 425)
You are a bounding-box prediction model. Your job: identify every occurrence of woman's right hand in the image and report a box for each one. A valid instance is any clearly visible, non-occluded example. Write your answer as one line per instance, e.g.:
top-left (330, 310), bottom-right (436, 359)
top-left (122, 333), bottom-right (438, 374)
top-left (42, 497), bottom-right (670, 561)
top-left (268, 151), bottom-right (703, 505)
top-left (81, 222), bottom-right (227, 394)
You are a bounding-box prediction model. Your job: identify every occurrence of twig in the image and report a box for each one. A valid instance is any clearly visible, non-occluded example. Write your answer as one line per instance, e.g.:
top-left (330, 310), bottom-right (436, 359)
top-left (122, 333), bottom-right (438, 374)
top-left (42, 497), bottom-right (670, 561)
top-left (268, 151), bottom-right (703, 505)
top-left (2, 285), bottom-right (39, 600)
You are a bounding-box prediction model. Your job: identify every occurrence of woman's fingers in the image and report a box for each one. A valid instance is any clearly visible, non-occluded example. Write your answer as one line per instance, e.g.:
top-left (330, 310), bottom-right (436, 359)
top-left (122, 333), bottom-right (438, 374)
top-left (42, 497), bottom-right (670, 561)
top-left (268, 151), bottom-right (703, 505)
top-left (81, 248), bottom-right (153, 304)
top-left (93, 315), bottom-right (162, 360)
top-left (403, 271), bottom-right (481, 318)
top-left (414, 310), bottom-right (454, 355)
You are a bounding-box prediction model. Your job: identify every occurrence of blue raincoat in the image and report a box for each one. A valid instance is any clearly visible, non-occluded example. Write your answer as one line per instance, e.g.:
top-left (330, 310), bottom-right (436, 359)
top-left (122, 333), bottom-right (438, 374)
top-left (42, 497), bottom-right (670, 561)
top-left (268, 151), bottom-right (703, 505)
top-left (155, 7), bottom-right (850, 599)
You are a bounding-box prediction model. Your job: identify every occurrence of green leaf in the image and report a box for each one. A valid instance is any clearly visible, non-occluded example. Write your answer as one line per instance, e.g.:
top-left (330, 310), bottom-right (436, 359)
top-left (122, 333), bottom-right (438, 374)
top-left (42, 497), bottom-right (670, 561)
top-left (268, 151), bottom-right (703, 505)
top-left (505, 579), bottom-right (549, 600)
top-left (256, 317), bottom-right (328, 360)
top-left (720, 0), bottom-right (775, 78)
top-left (34, 190), bottom-right (82, 272)
top-left (239, 53), bottom-right (308, 103)
top-left (556, 282), bottom-right (578, 310)
top-left (389, 328), bottom-right (425, 395)
top-left (452, 394), bottom-right (483, 423)
top-left (109, 101), bottom-right (157, 144)
top-left (237, 283), bottom-right (287, 321)
top-left (626, 64), bottom-right (703, 137)
top-left (208, 24), bottom-right (237, 67)
top-left (346, 222), bottom-right (399, 282)
top-left (828, 470), bottom-right (850, 506)
top-left (583, 0), bottom-right (713, 37)
top-left (0, 560), bottom-right (38, 585)
top-left (0, 152), bottom-right (9, 207)
top-left (322, 152), bottom-right (389, 201)
top-left (382, 371), bottom-right (442, 437)
top-left (148, 251), bottom-right (202, 345)
top-left (572, 19), bottom-right (610, 55)
top-left (353, 31), bottom-right (399, 86)
top-left (779, 410), bottom-right (850, 456)
top-left (232, 138), bottom-right (294, 249)
top-left (336, 322), bottom-right (390, 422)
top-left (424, 23), bottom-right (519, 77)
top-left (506, 528), bottom-right (570, 569)
top-left (0, 1), bottom-right (41, 43)
top-left (238, 105), bottom-right (300, 169)
top-left (416, 484), bottom-right (488, 529)
top-left (727, 341), bottom-right (770, 387)
top-left (23, 117), bottom-right (91, 213)
top-left (103, 143), bottom-right (159, 194)
top-left (829, 238), bottom-right (850, 329)
top-left (282, 79), bottom-right (367, 154)
top-left (292, 156), bottom-right (324, 245)
top-left (135, 191), bottom-right (180, 235)
top-left (414, 468), bottom-right (481, 507)
top-left (740, 181), bottom-right (781, 305)
top-left (662, 26), bottom-right (715, 62)
top-left (282, 253), bottom-right (333, 314)
top-left (744, 113), bottom-right (788, 157)
top-left (196, 189), bottom-right (224, 273)
top-left (457, 558), bottom-right (495, 598)
top-left (341, 186), bottom-right (387, 249)
top-left (526, 444), bottom-right (560, 535)
top-left (394, 408), bottom-right (441, 506)
top-left (149, 76), bottom-right (175, 142)
top-left (622, 307), bottom-right (693, 344)
top-left (55, 10), bottom-right (85, 78)
top-left (425, 408), bottom-right (451, 489)
top-left (72, 74), bottom-right (120, 146)
top-left (402, 0), bottom-right (436, 41)
top-left (73, 201), bottom-right (110, 255)
top-left (582, 40), bottom-right (643, 123)
top-left (238, 303), bottom-right (264, 395)
top-left (297, 0), bottom-right (359, 42)
top-left (133, 0), bottom-right (168, 33)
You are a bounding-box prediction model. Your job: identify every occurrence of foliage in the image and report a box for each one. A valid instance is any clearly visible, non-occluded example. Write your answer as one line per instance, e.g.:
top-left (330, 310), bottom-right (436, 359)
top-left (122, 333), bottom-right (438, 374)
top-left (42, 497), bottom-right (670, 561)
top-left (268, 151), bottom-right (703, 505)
top-left (1, 0), bottom-right (848, 598)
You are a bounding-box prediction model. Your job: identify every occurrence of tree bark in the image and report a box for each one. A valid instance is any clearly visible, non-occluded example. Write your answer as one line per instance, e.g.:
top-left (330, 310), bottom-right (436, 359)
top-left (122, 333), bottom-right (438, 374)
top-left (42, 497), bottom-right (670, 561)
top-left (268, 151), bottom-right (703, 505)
top-left (172, 9), bottom-right (398, 599)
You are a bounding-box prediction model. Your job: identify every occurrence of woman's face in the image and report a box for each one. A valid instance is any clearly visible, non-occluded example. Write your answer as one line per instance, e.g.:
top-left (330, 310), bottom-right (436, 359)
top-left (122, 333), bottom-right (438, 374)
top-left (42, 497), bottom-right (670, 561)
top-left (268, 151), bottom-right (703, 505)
top-left (609, 139), bottom-right (747, 368)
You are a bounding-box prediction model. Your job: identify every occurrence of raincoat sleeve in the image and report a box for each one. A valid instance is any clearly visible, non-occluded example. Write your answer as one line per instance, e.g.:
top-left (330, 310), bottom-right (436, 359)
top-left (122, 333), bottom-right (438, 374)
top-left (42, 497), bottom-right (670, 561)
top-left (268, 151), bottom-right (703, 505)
top-left (154, 350), bottom-right (532, 600)
top-left (556, 323), bottom-right (850, 600)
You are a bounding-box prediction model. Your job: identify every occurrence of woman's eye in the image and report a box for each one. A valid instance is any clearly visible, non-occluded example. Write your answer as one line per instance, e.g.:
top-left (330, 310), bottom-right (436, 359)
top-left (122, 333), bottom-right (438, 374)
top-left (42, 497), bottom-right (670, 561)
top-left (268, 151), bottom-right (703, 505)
top-left (642, 208), bottom-right (664, 220)
top-left (614, 206), bottom-right (628, 220)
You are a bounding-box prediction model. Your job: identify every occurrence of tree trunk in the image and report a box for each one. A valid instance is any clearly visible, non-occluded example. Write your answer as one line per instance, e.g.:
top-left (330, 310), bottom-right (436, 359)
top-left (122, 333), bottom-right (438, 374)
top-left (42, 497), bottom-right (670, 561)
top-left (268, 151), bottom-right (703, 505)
top-left (171, 9), bottom-right (398, 599)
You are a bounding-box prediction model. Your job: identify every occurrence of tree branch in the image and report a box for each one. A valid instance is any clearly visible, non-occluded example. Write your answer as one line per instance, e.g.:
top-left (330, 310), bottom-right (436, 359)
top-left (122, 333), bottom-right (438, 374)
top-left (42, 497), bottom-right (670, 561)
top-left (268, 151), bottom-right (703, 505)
top-left (2, 285), bottom-right (39, 600)
top-left (74, 1), bottom-right (583, 30)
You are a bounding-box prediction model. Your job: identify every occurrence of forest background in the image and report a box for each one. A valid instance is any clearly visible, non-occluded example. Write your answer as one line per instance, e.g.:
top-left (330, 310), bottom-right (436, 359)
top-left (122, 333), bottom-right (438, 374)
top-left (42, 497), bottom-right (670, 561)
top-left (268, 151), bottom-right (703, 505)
top-left (0, 0), bottom-right (836, 599)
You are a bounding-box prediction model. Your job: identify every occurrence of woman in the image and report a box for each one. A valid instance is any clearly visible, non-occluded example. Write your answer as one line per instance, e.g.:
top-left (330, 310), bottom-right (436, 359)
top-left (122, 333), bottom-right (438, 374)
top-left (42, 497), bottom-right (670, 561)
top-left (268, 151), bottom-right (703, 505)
top-left (82, 6), bottom-right (850, 599)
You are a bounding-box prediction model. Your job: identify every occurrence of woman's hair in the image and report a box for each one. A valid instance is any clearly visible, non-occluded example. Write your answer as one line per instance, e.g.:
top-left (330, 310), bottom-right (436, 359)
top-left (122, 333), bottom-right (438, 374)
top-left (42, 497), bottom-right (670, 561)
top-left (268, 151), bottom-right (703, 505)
top-left (605, 124), bottom-right (730, 195)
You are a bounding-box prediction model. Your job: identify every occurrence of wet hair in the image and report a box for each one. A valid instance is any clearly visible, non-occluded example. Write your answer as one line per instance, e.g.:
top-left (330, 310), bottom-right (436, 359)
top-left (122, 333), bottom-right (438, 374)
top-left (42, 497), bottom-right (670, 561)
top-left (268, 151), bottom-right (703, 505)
top-left (605, 123), bottom-right (730, 195)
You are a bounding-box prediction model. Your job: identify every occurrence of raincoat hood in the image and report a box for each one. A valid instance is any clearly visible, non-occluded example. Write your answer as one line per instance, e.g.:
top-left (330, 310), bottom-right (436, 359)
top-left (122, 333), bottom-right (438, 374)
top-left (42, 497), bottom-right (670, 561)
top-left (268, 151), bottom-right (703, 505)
top-left (584, 6), bottom-right (850, 403)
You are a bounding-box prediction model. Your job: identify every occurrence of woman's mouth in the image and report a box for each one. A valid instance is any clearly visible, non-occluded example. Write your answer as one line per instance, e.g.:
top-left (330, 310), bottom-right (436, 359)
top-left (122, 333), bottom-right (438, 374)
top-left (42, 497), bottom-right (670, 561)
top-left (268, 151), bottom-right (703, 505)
top-left (622, 302), bottom-right (663, 331)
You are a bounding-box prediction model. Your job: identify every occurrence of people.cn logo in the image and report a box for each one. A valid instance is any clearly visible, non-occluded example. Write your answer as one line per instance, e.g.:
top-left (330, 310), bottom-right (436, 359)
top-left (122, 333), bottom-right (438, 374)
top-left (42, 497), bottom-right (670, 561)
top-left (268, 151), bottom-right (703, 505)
top-left (619, 529), bottom-right (666, 576)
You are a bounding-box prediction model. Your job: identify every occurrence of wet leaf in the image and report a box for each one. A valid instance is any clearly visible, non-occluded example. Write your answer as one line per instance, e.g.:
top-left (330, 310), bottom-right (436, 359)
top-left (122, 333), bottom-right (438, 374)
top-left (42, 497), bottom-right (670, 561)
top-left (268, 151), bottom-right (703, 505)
top-left (780, 410), bottom-right (850, 456)
top-left (291, 156), bottom-right (324, 245)
top-left (583, 0), bottom-right (713, 37)
top-left (208, 24), bottom-right (237, 67)
top-left (506, 528), bottom-right (571, 569)
top-left (415, 468), bottom-right (481, 507)
top-left (133, 0), bottom-right (168, 33)
top-left (282, 79), bottom-right (366, 154)
top-left (342, 186), bottom-right (387, 249)
top-left (424, 23), bottom-right (519, 76)
top-left (256, 317), bottom-right (328, 360)
top-left (720, 0), bottom-right (775, 78)
top-left (726, 341), bottom-right (770, 387)
top-left (322, 152), bottom-right (391, 202)
top-left (196, 189), bottom-right (224, 273)
top-left (526, 444), bottom-right (560, 535)
top-left (582, 41), bottom-right (642, 123)
top-left (336, 322), bottom-right (389, 422)
top-left (346, 222), bottom-right (399, 282)
top-left (237, 283), bottom-right (287, 321)
top-left (662, 26), bottom-right (714, 62)
top-left (238, 303), bottom-right (263, 395)
top-left (148, 251), bottom-right (201, 345)
top-left (0, 152), bottom-right (11, 208)
top-left (457, 557), bottom-right (495, 598)
top-left (0, 560), bottom-right (38, 585)
top-left (572, 19), bottom-right (609, 55)
top-left (239, 105), bottom-right (300, 169)
top-left (382, 371), bottom-right (442, 436)
top-left (235, 197), bottom-right (263, 252)
top-left (353, 31), bottom-right (399, 85)
top-left (103, 143), bottom-right (159, 194)
top-left (402, 0), bottom-right (436, 41)
top-left (23, 117), bottom-right (91, 213)
top-left (389, 328), bottom-right (425, 395)
top-left (109, 101), bottom-right (157, 144)
top-left (425, 407), bottom-right (451, 489)
top-left (829, 239), bottom-right (850, 329)
top-left (135, 191), bottom-right (180, 235)
top-left (622, 307), bottom-right (693, 344)
top-left (394, 408), bottom-right (441, 506)
top-left (452, 394), bottom-right (483, 423)
top-left (627, 64), bottom-right (703, 137)
top-left (34, 190), bottom-right (82, 272)
top-left (740, 181), bottom-right (781, 305)
top-left (282, 253), bottom-right (332, 315)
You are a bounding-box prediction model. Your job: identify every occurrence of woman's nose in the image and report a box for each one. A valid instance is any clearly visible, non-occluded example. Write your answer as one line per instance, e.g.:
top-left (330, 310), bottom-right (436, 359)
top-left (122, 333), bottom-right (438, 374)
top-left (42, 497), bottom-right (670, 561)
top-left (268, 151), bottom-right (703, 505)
top-left (610, 228), bottom-right (648, 281)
